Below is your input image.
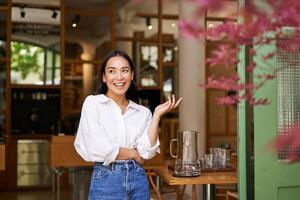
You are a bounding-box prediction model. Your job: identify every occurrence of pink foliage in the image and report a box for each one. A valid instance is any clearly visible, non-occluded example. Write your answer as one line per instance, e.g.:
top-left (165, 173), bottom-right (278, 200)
top-left (179, 0), bottom-right (300, 107)
top-left (246, 62), bottom-right (256, 72)
top-left (203, 75), bottom-right (256, 91)
top-left (206, 45), bottom-right (239, 67)
top-left (190, 0), bottom-right (224, 11)
top-left (217, 95), bottom-right (240, 106)
top-left (181, 0), bottom-right (300, 160)
top-left (179, 19), bottom-right (205, 38)
top-left (272, 123), bottom-right (300, 162)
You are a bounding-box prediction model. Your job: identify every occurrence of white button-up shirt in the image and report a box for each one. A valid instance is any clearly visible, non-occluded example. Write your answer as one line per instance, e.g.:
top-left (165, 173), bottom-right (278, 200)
top-left (74, 94), bottom-right (160, 166)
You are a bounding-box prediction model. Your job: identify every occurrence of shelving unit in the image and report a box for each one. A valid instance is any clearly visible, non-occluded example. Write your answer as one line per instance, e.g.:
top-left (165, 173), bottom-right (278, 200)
top-left (205, 0), bottom-right (238, 151)
top-left (0, 0), bottom-right (181, 189)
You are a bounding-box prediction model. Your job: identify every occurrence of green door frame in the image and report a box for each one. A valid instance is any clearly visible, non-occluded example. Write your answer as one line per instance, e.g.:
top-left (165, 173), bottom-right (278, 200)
top-left (238, 1), bottom-right (254, 200)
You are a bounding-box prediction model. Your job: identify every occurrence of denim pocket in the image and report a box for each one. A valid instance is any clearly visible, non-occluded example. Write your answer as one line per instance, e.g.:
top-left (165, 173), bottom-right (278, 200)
top-left (135, 165), bottom-right (146, 176)
top-left (91, 166), bottom-right (110, 180)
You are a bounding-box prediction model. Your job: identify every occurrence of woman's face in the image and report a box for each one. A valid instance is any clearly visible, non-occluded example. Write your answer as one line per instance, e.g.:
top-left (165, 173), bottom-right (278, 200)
top-left (103, 56), bottom-right (134, 98)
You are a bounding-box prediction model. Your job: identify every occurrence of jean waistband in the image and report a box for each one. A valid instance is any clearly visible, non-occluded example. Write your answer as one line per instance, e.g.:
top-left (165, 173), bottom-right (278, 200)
top-left (95, 160), bottom-right (139, 170)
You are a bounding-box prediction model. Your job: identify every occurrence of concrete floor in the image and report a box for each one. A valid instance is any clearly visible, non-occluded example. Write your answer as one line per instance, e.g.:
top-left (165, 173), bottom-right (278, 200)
top-left (0, 188), bottom-right (192, 200)
top-left (0, 169), bottom-right (192, 200)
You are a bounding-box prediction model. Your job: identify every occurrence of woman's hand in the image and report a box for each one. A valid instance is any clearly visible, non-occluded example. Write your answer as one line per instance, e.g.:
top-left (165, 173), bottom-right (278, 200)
top-left (130, 149), bottom-right (145, 165)
top-left (154, 95), bottom-right (183, 118)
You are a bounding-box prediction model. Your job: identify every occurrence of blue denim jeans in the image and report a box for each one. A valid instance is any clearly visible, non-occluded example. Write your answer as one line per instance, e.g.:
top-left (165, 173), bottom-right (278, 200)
top-left (88, 160), bottom-right (150, 200)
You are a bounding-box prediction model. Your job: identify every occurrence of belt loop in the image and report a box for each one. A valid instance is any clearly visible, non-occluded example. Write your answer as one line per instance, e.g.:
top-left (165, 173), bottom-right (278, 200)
top-left (132, 160), bottom-right (136, 169)
top-left (111, 162), bottom-right (115, 170)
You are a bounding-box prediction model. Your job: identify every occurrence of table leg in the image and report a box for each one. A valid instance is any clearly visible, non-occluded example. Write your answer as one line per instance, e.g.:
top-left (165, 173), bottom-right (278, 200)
top-left (57, 173), bottom-right (60, 200)
top-left (51, 169), bottom-right (55, 192)
top-left (147, 171), bottom-right (162, 200)
top-left (176, 185), bottom-right (186, 200)
top-left (203, 184), bottom-right (216, 200)
top-left (192, 185), bottom-right (197, 200)
top-left (56, 169), bottom-right (62, 200)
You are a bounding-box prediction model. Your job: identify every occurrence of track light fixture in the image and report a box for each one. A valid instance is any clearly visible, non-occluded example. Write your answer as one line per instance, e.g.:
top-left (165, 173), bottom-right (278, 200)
top-left (51, 10), bottom-right (58, 19)
top-left (20, 6), bottom-right (25, 18)
top-left (72, 14), bottom-right (80, 28)
top-left (146, 17), bottom-right (152, 30)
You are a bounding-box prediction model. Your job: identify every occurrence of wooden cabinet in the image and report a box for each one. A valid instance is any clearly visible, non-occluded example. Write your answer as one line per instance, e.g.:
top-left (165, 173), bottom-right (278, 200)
top-left (0, 2), bottom-right (9, 141)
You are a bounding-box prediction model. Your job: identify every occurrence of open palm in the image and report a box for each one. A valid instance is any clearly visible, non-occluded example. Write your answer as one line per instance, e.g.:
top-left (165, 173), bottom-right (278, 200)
top-left (154, 95), bottom-right (183, 117)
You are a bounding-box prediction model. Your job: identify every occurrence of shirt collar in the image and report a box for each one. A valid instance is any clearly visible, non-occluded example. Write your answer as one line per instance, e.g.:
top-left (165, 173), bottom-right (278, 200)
top-left (98, 94), bottom-right (140, 110)
top-left (98, 94), bottom-right (110, 103)
top-left (128, 100), bottom-right (141, 110)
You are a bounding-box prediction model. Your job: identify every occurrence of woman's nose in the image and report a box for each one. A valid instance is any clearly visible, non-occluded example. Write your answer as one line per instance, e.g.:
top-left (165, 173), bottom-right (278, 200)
top-left (116, 71), bottom-right (122, 79)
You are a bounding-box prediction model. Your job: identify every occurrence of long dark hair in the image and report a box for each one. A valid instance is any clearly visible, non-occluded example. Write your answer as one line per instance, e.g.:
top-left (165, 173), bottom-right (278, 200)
top-left (96, 50), bottom-right (137, 101)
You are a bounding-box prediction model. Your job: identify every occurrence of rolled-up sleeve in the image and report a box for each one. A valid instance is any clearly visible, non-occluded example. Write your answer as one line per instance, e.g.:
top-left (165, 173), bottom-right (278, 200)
top-left (74, 96), bottom-right (119, 165)
top-left (136, 109), bottom-right (160, 160)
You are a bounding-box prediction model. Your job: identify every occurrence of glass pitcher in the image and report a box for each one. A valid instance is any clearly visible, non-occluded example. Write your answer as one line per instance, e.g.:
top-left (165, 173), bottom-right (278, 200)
top-left (169, 130), bottom-right (201, 177)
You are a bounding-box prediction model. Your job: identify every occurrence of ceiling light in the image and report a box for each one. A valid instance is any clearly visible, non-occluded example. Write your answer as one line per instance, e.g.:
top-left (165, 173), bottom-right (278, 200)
top-left (146, 17), bottom-right (152, 30)
top-left (20, 6), bottom-right (25, 18)
top-left (72, 15), bottom-right (80, 28)
top-left (208, 23), bottom-right (214, 29)
top-left (51, 10), bottom-right (58, 19)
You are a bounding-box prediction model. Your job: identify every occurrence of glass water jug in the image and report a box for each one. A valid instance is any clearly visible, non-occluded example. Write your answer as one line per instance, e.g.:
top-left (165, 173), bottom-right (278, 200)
top-left (170, 130), bottom-right (201, 177)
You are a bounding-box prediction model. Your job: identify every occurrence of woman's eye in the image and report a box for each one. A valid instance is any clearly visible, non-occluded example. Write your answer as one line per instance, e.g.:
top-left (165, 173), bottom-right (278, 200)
top-left (122, 68), bottom-right (129, 73)
top-left (108, 69), bottom-right (115, 73)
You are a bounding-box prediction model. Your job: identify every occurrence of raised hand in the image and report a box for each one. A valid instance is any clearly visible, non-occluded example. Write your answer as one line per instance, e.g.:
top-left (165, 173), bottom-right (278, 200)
top-left (153, 94), bottom-right (183, 118)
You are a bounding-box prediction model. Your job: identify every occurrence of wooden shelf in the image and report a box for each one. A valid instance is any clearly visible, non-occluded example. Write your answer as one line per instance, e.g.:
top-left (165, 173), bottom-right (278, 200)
top-left (163, 62), bottom-right (177, 67)
top-left (10, 134), bottom-right (52, 139)
top-left (137, 13), bottom-right (179, 20)
top-left (12, 2), bottom-right (60, 10)
top-left (0, 58), bottom-right (7, 62)
top-left (64, 108), bottom-right (81, 115)
top-left (0, 6), bottom-right (8, 11)
top-left (138, 86), bottom-right (161, 90)
top-left (64, 58), bottom-right (101, 65)
top-left (11, 84), bottom-right (61, 89)
top-left (206, 16), bottom-right (237, 22)
top-left (64, 76), bottom-right (83, 81)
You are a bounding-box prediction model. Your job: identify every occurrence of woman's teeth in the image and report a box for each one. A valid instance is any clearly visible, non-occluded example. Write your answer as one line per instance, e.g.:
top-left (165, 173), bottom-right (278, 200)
top-left (114, 83), bottom-right (125, 86)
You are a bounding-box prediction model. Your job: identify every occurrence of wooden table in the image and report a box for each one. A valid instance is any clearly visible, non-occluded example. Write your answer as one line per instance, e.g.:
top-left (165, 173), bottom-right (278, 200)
top-left (50, 136), bottom-right (162, 200)
top-left (153, 166), bottom-right (238, 200)
top-left (50, 136), bottom-right (93, 200)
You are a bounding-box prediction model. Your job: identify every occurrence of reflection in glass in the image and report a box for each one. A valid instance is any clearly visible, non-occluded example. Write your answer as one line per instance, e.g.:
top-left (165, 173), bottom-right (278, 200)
top-left (10, 41), bottom-right (60, 85)
top-left (11, 6), bottom-right (61, 85)
top-left (138, 44), bottom-right (158, 87)
top-left (163, 66), bottom-right (178, 100)
top-left (0, 62), bottom-right (6, 110)
top-left (0, 62), bottom-right (6, 136)
top-left (163, 44), bottom-right (178, 63)
top-left (0, 12), bottom-right (7, 59)
top-left (0, 40), bottom-right (6, 59)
